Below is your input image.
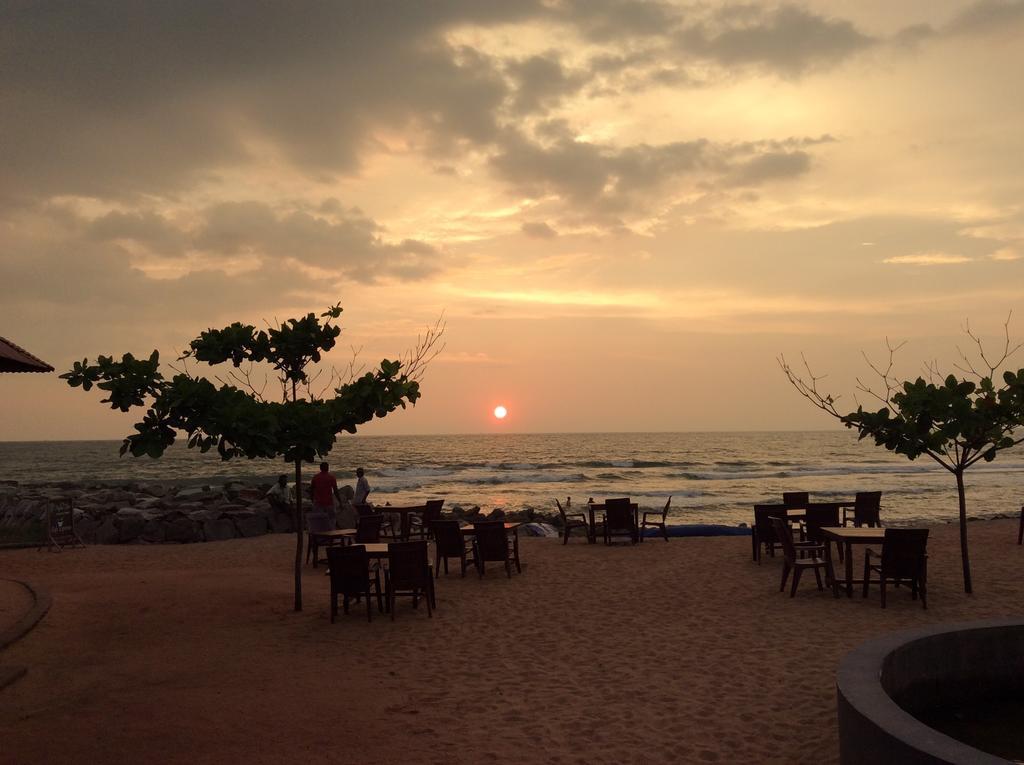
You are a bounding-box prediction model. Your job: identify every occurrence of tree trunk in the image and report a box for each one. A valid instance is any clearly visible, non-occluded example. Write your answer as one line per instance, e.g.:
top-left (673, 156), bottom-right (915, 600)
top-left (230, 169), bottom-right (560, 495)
top-left (292, 379), bottom-right (303, 612)
top-left (294, 459), bottom-right (303, 611)
top-left (955, 468), bottom-right (972, 594)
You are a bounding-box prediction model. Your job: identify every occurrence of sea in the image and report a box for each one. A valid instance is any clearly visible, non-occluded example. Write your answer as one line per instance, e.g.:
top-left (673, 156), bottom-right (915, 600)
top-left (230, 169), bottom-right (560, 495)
top-left (2, 431), bottom-right (1022, 527)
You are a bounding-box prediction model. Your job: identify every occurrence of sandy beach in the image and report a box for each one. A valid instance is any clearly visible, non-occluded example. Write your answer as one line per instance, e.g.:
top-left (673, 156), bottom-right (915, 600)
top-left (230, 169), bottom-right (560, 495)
top-left (1, 518), bottom-right (1022, 764)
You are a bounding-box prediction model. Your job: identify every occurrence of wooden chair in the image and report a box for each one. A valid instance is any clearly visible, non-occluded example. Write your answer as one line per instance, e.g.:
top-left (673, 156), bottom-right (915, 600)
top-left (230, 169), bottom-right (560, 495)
top-left (771, 516), bottom-right (832, 597)
top-left (782, 491), bottom-right (809, 509)
top-left (801, 502), bottom-right (843, 562)
top-left (603, 498), bottom-right (638, 545)
top-left (305, 512), bottom-right (333, 565)
top-left (431, 520), bottom-right (474, 577)
top-left (863, 529), bottom-right (928, 609)
top-left (555, 497), bottom-right (590, 544)
top-left (355, 513), bottom-right (384, 543)
top-left (384, 541), bottom-right (433, 620)
top-left (841, 491), bottom-right (882, 527)
top-left (327, 545), bottom-right (383, 623)
top-left (409, 500), bottom-right (444, 540)
top-left (640, 496), bottom-right (671, 542)
top-left (752, 504), bottom-right (789, 563)
top-left (469, 522), bottom-right (521, 578)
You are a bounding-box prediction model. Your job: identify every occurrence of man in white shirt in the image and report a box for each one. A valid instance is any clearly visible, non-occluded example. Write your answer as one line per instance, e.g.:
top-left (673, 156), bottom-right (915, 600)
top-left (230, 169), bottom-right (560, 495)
top-left (354, 467), bottom-right (371, 505)
top-left (265, 474), bottom-right (294, 513)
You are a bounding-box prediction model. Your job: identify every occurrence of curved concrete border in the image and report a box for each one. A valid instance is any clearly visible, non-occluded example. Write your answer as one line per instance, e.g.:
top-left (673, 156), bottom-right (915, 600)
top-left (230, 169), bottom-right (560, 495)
top-left (837, 618), bottom-right (1024, 765)
top-left (0, 579), bottom-right (52, 651)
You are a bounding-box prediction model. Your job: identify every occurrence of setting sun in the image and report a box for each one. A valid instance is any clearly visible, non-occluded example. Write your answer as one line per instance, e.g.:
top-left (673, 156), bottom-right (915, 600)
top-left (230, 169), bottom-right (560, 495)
top-left (493, 405), bottom-right (508, 419)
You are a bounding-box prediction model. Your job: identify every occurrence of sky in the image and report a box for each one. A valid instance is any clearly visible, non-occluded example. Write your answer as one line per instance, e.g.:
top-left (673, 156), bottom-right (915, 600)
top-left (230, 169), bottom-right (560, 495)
top-left (2, 0), bottom-right (1024, 440)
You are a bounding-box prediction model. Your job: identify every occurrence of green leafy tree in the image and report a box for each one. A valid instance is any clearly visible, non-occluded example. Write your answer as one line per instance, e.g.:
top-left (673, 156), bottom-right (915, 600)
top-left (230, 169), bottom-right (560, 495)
top-left (779, 319), bottom-right (1024, 594)
top-left (62, 305), bottom-right (444, 610)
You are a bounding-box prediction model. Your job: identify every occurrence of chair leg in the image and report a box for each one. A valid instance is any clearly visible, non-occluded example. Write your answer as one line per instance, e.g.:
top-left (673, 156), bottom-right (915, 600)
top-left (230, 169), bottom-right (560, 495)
top-left (505, 559), bottom-right (512, 579)
top-left (813, 565), bottom-right (823, 591)
top-left (780, 560), bottom-right (791, 592)
top-left (662, 523), bottom-right (668, 542)
top-left (425, 586), bottom-right (433, 618)
top-left (1018, 506), bottom-right (1023, 544)
top-left (862, 557), bottom-right (871, 599)
top-left (563, 525), bottom-right (569, 545)
top-left (880, 577), bottom-right (887, 609)
top-left (789, 567), bottom-right (803, 597)
top-left (330, 590), bottom-right (337, 624)
top-left (365, 586), bottom-right (373, 622)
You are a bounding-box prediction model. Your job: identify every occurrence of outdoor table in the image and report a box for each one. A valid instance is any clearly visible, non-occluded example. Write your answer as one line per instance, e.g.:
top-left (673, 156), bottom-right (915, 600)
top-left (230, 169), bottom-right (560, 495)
top-left (820, 526), bottom-right (886, 598)
top-left (357, 542), bottom-right (436, 608)
top-left (309, 528), bottom-right (356, 567)
top-left (586, 502), bottom-right (639, 544)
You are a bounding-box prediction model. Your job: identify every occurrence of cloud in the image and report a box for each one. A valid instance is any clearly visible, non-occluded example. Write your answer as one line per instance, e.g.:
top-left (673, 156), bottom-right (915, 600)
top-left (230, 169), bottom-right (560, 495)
top-left (882, 253), bottom-right (973, 266)
top-left (673, 4), bottom-right (876, 76)
top-left (521, 222), bottom-right (559, 239)
top-left (488, 130), bottom-right (822, 219)
top-left (989, 247), bottom-right (1022, 261)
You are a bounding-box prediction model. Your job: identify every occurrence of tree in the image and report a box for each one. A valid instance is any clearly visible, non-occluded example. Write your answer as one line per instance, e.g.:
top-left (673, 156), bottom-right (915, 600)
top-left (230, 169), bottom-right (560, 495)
top-left (779, 318), bottom-right (1024, 594)
top-left (62, 304), bottom-right (444, 611)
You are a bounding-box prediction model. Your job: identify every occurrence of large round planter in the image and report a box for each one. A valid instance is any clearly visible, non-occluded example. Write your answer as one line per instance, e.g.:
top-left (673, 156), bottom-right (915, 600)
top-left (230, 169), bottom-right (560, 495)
top-left (837, 618), bottom-right (1024, 764)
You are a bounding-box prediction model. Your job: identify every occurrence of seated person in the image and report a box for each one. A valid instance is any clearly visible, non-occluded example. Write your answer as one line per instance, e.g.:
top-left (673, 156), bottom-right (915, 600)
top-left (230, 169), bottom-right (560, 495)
top-left (265, 474), bottom-right (294, 513)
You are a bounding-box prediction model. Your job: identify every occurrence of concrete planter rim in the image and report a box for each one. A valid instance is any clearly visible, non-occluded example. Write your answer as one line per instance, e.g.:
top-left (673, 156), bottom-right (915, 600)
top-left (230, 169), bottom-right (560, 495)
top-left (837, 617), bottom-right (1024, 765)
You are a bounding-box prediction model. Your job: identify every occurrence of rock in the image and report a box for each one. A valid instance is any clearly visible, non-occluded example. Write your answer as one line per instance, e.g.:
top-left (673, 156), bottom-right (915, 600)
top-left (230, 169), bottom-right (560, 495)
top-left (75, 515), bottom-right (99, 544)
top-left (203, 518), bottom-right (237, 542)
top-left (187, 508), bottom-right (224, 523)
top-left (140, 520), bottom-right (166, 543)
top-left (486, 507), bottom-right (506, 520)
top-left (237, 488), bottom-right (264, 501)
top-left (233, 515), bottom-right (268, 537)
top-left (165, 518), bottom-right (200, 544)
top-left (219, 504), bottom-right (252, 515)
top-left (95, 518), bottom-right (119, 545)
top-left (269, 513), bottom-right (293, 533)
top-left (176, 486), bottom-right (211, 501)
top-left (135, 497), bottom-right (165, 510)
top-left (118, 516), bottom-right (146, 543)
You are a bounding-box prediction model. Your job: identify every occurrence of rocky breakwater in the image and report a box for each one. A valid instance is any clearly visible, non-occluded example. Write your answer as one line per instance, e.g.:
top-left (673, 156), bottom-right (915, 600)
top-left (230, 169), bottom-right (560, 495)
top-left (0, 480), bottom-right (294, 546)
top-left (0, 479), bottom-right (566, 546)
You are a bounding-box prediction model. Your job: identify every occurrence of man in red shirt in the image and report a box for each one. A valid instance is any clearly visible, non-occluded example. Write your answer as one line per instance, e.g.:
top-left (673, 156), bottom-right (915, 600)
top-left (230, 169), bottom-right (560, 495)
top-left (310, 462), bottom-right (342, 525)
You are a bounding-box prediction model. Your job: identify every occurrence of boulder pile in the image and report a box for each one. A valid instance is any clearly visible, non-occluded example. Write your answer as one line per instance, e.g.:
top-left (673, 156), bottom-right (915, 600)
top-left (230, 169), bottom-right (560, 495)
top-left (0, 480), bottom-right (564, 546)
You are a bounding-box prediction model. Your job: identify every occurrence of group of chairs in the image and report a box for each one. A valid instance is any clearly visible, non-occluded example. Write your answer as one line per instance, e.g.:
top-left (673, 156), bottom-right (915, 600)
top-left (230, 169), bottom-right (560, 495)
top-left (315, 504), bottom-right (523, 623)
top-left (754, 491), bottom-right (928, 609)
top-left (555, 496), bottom-right (672, 545)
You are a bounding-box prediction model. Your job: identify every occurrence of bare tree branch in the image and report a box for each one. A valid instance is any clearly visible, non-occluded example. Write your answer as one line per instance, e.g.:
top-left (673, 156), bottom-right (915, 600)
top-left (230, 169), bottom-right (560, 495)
top-left (399, 313), bottom-right (447, 383)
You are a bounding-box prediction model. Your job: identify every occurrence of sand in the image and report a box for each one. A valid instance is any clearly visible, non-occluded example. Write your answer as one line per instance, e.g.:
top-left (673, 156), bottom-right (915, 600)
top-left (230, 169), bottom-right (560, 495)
top-left (1, 519), bottom-right (1022, 764)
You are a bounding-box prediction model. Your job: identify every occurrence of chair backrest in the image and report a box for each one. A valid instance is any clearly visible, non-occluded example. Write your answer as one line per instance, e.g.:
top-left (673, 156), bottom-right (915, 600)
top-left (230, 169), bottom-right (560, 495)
top-left (605, 498), bottom-right (633, 529)
top-left (306, 512), bottom-right (332, 533)
top-left (782, 492), bottom-right (809, 509)
top-left (881, 528), bottom-right (928, 579)
top-left (803, 502), bottom-right (841, 544)
top-left (473, 522), bottom-right (510, 561)
top-left (660, 496), bottom-right (672, 521)
top-left (432, 520), bottom-right (465, 555)
top-left (421, 499), bottom-right (445, 528)
top-left (387, 541), bottom-right (429, 589)
top-left (554, 498), bottom-right (568, 520)
top-left (770, 516), bottom-right (798, 562)
top-left (327, 545), bottom-right (370, 594)
top-left (853, 492), bottom-right (882, 527)
top-left (356, 513), bottom-right (384, 543)
top-left (355, 504), bottom-right (375, 517)
top-left (753, 504), bottom-right (788, 543)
